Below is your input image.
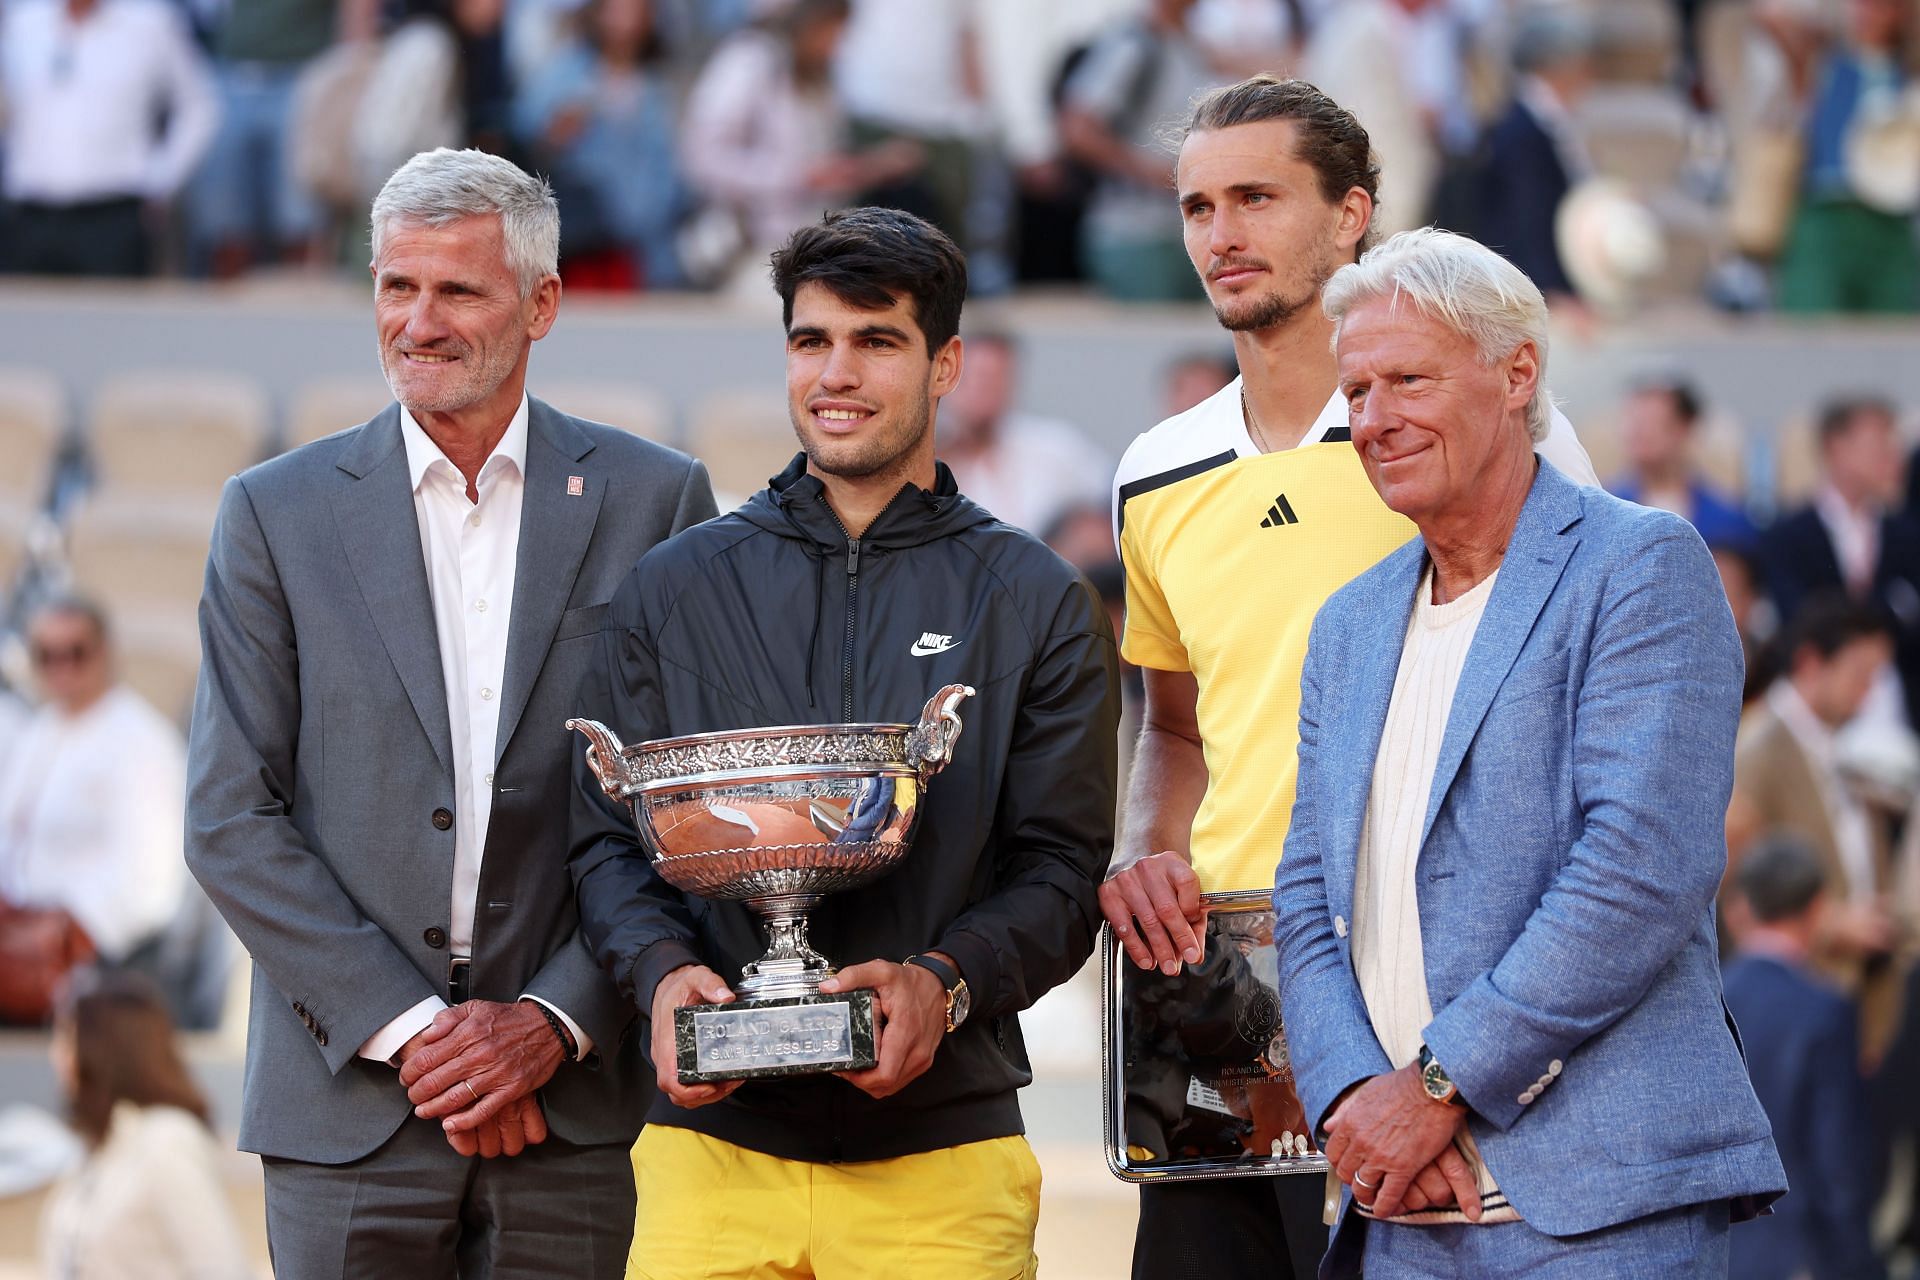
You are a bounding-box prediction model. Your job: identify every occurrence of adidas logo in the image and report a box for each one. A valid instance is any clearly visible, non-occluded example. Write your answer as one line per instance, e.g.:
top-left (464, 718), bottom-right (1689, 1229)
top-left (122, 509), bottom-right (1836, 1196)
top-left (910, 632), bottom-right (961, 657)
top-left (1259, 494), bottom-right (1299, 528)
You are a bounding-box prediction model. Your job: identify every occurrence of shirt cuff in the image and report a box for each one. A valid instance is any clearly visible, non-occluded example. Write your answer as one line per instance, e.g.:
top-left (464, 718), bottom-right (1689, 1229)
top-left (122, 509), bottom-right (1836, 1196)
top-left (357, 996), bottom-right (447, 1064)
top-left (521, 994), bottom-right (595, 1060)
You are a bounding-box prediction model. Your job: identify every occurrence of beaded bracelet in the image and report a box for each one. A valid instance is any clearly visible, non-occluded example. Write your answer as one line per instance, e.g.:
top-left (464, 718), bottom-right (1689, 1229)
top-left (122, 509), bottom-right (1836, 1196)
top-left (527, 1001), bottom-right (578, 1061)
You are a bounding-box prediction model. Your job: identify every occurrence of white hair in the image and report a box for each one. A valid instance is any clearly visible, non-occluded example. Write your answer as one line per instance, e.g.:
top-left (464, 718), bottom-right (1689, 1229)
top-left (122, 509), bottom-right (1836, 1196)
top-left (370, 148), bottom-right (560, 296)
top-left (1323, 227), bottom-right (1552, 442)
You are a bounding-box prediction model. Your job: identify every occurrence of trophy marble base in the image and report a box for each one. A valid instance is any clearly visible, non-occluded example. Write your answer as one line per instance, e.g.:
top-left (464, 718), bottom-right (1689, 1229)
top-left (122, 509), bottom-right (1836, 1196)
top-left (675, 989), bottom-right (877, 1083)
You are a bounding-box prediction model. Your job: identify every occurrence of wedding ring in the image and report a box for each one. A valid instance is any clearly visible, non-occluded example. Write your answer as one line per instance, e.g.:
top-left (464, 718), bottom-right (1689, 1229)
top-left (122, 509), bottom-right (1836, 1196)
top-left (1353, 1173), bottom-right (1377, 1190)
top-left (462, 1080), bottom-right (480, 1105)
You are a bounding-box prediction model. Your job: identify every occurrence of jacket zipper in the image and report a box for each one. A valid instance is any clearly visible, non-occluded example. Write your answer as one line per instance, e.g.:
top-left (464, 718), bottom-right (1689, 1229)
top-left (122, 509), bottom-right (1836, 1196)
top-left (822, 505), bottom-right (861, 722)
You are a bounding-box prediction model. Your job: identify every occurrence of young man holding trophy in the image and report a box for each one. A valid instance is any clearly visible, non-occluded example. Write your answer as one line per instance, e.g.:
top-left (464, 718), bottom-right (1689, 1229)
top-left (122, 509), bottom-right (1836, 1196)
top-left (568, 206), bottom-right (1122, 1279)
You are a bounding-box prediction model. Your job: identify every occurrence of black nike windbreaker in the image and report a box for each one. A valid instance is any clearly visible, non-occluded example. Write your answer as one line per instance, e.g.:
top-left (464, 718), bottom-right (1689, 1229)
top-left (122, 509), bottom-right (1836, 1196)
top-left (569, 454), bottom-right (1121, 1163)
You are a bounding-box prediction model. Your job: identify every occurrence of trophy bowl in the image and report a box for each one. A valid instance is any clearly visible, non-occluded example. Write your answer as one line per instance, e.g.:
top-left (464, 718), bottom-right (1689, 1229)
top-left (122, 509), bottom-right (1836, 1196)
top-left (568, 683), bottom-right (973, 1082)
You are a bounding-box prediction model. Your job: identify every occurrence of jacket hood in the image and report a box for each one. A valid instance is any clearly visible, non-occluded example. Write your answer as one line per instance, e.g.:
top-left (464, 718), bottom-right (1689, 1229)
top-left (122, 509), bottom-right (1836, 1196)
top-left (737, 452), bottom-right (997, 550)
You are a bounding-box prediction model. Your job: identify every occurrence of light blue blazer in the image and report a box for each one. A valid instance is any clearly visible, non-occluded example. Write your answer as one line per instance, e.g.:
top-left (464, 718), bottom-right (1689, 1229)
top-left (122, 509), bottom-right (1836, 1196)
top-left (1275, 461), bottom-right (1786, 1239)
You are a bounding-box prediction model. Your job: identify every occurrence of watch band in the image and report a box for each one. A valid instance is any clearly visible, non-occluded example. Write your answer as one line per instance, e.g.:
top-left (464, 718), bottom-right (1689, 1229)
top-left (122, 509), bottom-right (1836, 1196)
top-left (904, 953), bottom-right (964, 1032)
top-left (904, 953), bottom-right (960, 992)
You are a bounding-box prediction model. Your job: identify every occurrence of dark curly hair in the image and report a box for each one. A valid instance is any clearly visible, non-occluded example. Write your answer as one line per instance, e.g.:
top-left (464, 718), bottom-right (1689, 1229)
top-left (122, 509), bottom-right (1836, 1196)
top-left (770, 207), bottom-right (968, 353)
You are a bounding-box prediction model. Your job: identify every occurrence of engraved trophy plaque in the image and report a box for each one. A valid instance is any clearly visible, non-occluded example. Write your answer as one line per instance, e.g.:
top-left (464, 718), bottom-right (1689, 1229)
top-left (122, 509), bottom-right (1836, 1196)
top-left (569, 684), bottom-right (972, 1083)
top-left (1104, 890), bottom-right (1330, 1182)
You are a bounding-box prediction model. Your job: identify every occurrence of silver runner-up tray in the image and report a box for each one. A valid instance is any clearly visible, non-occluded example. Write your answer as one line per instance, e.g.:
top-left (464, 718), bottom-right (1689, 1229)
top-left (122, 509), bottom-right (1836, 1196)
top-left (1104, 889), bottom-right (1331, 1182)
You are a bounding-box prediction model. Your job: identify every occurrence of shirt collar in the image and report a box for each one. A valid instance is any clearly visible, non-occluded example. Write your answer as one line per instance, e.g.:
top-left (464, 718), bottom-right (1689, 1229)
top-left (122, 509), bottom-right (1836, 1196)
top-left (399, 394), bottom-right (530, 495)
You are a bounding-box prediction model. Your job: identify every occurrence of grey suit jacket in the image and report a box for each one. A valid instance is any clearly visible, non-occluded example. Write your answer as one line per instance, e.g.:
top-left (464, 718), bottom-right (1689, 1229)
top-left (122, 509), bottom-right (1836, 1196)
top-left (186, 398), bottom-right (717, 1163)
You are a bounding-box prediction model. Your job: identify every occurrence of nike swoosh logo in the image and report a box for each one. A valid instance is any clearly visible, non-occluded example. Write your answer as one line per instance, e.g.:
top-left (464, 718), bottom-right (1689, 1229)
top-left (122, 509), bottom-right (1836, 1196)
top-left (909, 639), bottom-right (961, 657)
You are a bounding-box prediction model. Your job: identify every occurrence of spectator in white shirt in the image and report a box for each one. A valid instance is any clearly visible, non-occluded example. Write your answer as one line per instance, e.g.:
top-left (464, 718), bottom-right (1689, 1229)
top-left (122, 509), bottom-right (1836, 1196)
top-left (833, 0), bottom-right (983, 240)
top-left (936, 328), bottom-right (1112, 536)
top-left (0, 598), bottom-right (187, 1024)
top-left (0, 0), bottom-right (219, 275)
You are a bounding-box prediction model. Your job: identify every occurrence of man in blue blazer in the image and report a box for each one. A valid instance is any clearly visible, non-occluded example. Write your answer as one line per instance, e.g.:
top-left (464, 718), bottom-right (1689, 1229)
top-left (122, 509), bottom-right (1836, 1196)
top-left (1275, 227), bottom-right (1785, 1277)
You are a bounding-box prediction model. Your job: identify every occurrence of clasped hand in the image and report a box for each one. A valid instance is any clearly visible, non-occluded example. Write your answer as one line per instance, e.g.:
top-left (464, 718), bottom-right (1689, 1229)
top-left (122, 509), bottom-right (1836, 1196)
top-left (1322, 1064), bottom-right (1482, 1221)
top-left (396, 1000), bottom-right (566, 1158)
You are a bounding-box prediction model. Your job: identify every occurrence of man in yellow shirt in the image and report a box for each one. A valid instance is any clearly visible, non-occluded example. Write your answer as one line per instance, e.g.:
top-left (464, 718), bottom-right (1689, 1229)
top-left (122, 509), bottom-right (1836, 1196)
top-left (1102, 76), bottom-right (1596, 1278)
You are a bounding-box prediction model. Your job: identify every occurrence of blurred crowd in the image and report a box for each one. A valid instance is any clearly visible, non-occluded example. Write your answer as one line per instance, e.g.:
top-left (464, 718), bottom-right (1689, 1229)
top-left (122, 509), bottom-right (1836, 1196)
top-left (2, 0), bottom-right (1918, 312)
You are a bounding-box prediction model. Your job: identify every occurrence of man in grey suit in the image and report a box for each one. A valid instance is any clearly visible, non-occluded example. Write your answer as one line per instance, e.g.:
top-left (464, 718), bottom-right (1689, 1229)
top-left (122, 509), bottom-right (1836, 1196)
top-left (186, 148), bottom-right (717, 1278)
top-left (1275, 228), bottom-right (1784, 1276)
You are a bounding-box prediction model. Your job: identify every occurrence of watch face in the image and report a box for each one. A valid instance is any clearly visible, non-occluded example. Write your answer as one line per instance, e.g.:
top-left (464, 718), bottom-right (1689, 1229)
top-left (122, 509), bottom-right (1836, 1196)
top-left (1422, 1060), bottom-right (1451, 1100)
top-left (950, 981), bottom-right (971, 1028)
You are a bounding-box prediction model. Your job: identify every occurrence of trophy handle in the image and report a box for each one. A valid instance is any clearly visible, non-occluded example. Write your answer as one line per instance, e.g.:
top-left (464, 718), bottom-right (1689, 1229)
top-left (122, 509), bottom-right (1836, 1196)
top-left (905, 684), bottom-right (974, 780)
top-left (565, 718), bottom-right (630, 801)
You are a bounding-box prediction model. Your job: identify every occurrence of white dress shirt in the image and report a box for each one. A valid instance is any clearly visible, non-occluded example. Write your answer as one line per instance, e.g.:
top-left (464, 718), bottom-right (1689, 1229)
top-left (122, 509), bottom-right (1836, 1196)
top-left (0, 685), bottom-right (187, 960)
top-left (358, 398), bottom-right (592, 1063)
top-left (0, 0), bottom-right (219, 203)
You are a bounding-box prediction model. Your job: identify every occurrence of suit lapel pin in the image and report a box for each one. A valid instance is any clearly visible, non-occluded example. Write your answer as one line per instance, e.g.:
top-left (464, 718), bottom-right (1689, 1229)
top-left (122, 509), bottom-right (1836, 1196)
top-left (567, 475), bottom-right (585, 497)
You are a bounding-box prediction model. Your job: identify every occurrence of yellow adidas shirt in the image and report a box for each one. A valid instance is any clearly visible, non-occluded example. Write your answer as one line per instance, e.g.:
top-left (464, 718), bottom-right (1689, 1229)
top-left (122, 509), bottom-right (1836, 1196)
top-left (1114, 380), bottom-right (1413, 894)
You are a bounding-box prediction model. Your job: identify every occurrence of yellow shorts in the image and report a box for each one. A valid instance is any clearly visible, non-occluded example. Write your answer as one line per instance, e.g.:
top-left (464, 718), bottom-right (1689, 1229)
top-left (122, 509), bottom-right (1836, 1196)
top-left (628, 1125), bottom-right (1042, 1280)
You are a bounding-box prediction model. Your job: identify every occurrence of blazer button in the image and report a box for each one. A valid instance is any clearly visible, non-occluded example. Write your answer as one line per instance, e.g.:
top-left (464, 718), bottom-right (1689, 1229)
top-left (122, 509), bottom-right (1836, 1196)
top-left (315, 1028), bottom-right (328, 1046)
top-left (424, 927), bottom-right (447, 949)
top-left (1333, 915), bottom-right (1348, 939)
top-left (431, 808), bottom-right (454, 831)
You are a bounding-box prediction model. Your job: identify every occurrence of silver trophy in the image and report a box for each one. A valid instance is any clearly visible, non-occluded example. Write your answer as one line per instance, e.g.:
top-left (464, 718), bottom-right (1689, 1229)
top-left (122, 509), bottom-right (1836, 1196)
top-left (568, 684), bottom-right (973, 1082)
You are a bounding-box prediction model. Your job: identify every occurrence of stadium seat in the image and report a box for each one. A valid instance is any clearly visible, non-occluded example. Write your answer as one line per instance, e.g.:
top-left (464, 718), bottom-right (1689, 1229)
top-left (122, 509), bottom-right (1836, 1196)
top-left (114, 610), bottom-right (203, 726)
top-left (686, 389), bottom-right (793, 504)
top-left (1643, 190), bottom-right (1722, 303)
top-left (65, 498), bottom-right (215, 619)
top-left (1578, 87), bottom-right (1692, 190)
top-left (1772, 415), bottom-right (1822, 508)
top-left (284, 376), bottom-right (393, 451)
top-left (540, 381), bottom-right (673, 442)
top-left (88, 372), bottom-right (269, 501)
top-left (0, 366), bottom-right (65, 510)
top-left (0, 505), bottom-right (27, 591)
top-left (1592, 0), bottom-right (1681, 85)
